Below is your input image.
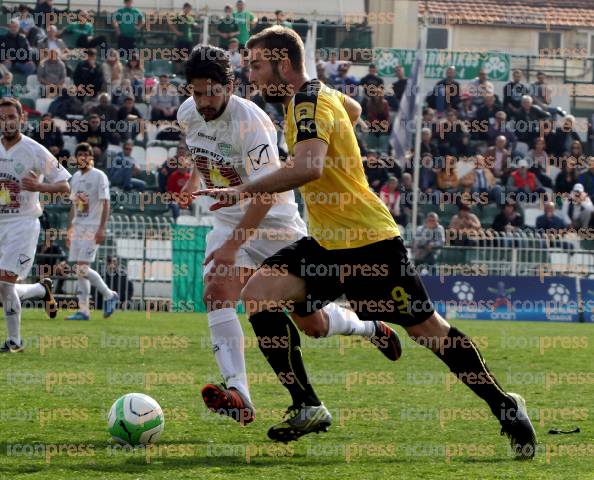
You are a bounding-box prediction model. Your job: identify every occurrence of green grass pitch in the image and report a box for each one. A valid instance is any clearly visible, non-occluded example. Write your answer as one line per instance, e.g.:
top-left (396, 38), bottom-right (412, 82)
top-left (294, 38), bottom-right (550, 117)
top-left (1, 310), bottom-right (593, 479)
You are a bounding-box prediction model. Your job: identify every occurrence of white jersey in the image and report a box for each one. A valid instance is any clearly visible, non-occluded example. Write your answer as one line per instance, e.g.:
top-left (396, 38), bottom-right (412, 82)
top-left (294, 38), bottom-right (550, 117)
top-left (177, 95), bottom-right (304, 230)
top-left (70, 167), bottom-right (110, 226)
top-left (0, 134), bottom-right (71, 223)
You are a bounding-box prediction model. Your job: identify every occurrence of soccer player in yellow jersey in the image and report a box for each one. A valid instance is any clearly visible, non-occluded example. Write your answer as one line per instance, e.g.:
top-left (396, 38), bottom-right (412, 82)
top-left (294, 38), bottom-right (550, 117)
top-left (195, 27), bottom-right (537, 458)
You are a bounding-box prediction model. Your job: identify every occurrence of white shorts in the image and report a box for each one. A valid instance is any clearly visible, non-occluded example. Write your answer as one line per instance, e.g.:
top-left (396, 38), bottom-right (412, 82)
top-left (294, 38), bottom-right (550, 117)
top-left (0, 217), bottom-right (40, 279)
top-left (68, 225), bottom-right (99, 263)
top-left (203, 220), bottom-right (306, 278)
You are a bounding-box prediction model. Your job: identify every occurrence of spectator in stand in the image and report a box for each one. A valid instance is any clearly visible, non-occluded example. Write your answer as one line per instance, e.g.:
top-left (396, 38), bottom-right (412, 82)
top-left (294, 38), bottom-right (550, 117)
top-left (274, 10), bottom-right (292, 28)
top-left (169, 2), bottom-right (197, 60)
top-left (527, 137), bottom-right (552, 188)
top-left (38, 25), bottom-right (66, 57)
top-left (323, 50), bottom-right (340, 79)
top-left (389, 65), bottom-right (407, 111)
top-left (426, 66), bottom-right (461, 115)
top-left (414, 212), bottom-right (445, 267)
top-left (149, 74), bottom-right (180, 121)
top-left (363, 150), bottom-right (388, 193)
top-left (0, 20), bottom-right (36, 75)
top-left (380, 176), bottom-right (405, 225)
top-left (113, 0), bottom-right (144, 54)
top-left (555, 155), bottom-right (579, 194)
top-left (16, 5), bottom-right (37, 41)
top-left (73, 48), bottom-right (103, 99)
top-left (419, 156), bottom-right (438, 199)
top-left (48, 86), bottom-right (84, 118)
top-left (578, 156), bottom-right (594, 200)
top-left (399, 172), bottom-right (413, 225)
top-left (486, 110), bottom-right (516, 147)
top-left (61, 10), bottom-right (106, 50)
top-left (503, 69), bottom-right (529, 118)
top-left (507, 158), bottom-right (546, 200)
top-left (547, 115), bottom-right (581, 159)
top-left (422, 107), bottom-right (438, 139)
top-left (474, 93), bottom-right (501, 139)
top-left (123, 54), bottom-right (144, 101)
top-left (457, 93), bottom-right (477, 122)
top-left (31, 113), bottom-right (70, 166)
top-left (33, 0), bottom-right (56, 31)
top-left (461, 154), bottom-right (503, 205)
top-left (492, 200), bottom-right (524, 233)
top-left (436, 155), bottom-right (459, 194)
top-left (485, 135), bottom-right (511, 182)
top-left (233, 0), bottom-right (256, 47)
top-left (561, 183), bottom-right (594, 229)
top-left (37, 48), bottom-right (66, 95)
top-left (530, 71), bottom-right (552, 110)
top-left (0, 62), bottom-right (13, 97)
top-left (91, 92), bottom-right (119, 139)
top-left (330, 62), bottom-right (359, 98)
top-left (536, 201), bottom-right (567, 232)
top-left (437, 108), bottom-right (468, 156)
top-left (158, 145), bottom-right (187, 192)
top-left (228, 38), bottom-right (242, 71)
top-left (513, 95), bottom-right (550, 150)
top-left (448, 203), bottom-right (482, 246)
top-left (419, 127), bottom-right (438, 160)
top-left (107, 140), bottom-right (146, 191)
top-left (117, 95), bottom-right (143, 142)
top-left (361, 86), bottom-right (390, 153)
top-left (76, 114), bottom-right (109, 167)
top-left (359, 64), bottom-right (383, 99)
top-left (102, 48), bottom-right (123, 93)
top-left (217, 5), bottom-right (240, 49)
top-left (166, 161), bottom-right (191, 219)
top-left (469, 68), bottom-right (495, 108)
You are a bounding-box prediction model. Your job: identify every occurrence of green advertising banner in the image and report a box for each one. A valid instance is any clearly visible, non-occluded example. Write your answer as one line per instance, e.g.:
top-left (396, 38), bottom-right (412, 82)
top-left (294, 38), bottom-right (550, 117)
top-left (374, 48), bottom-right (510, 81)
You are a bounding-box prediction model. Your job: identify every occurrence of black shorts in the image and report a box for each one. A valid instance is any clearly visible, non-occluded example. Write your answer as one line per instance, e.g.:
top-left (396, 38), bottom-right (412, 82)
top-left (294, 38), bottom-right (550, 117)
top-left (260, 236), bottom-right (435, 327)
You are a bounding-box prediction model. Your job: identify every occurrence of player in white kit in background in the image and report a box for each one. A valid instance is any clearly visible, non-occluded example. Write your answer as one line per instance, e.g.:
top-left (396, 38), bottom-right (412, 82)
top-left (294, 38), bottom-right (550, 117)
top-left (177, 45), bottom-right (402, 423)
top-left (65, 142), bottom-right (119, 321)
top-left (0, 98), bottom-right (71, 352)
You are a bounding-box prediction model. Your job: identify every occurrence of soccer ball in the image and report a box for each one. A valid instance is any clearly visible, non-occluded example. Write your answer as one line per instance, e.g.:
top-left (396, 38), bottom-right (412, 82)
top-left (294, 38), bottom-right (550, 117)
top-left (547, 283), bottom-right (570, 304)
top-left (108, 393), bottom-right (164, 446)
top-left (452, 281), bottom-right (474, 302)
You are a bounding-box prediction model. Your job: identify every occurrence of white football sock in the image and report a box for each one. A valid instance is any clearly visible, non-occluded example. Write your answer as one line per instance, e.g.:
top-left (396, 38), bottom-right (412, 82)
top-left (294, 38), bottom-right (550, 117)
top-left (0, 281), bottom-right (22, 344)
top-left (15, 282), bottom-right (45, 300)
top-left (208, 308), bottom-right (251, 402)
top-left (323, 302), bottom-right (375, 337)
top-left (77, 277), bottom-right (91, 316)
top-left (86, 268), bottom-right (114, 299)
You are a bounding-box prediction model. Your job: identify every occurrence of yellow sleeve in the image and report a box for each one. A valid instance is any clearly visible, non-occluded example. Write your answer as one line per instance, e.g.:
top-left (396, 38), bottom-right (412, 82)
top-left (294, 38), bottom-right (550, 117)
top-left (294, 91), bottom-right (336, 145)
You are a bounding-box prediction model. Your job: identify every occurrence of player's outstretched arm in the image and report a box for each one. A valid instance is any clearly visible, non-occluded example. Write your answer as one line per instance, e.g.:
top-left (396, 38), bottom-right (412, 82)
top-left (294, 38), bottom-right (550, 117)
top-left (195, 138), bottom-right (327, 210)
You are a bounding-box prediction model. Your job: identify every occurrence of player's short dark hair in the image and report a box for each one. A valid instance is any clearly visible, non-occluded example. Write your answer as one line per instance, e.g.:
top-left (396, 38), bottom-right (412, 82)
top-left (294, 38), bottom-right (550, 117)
top-left (185, 44), bottom-right (234, 85)
top-left (75, 142), bottom-right (93, 155)
top-left (0, 97), bottom-right (23, 116)
top-left (246, 26), bottom-right (304, 73)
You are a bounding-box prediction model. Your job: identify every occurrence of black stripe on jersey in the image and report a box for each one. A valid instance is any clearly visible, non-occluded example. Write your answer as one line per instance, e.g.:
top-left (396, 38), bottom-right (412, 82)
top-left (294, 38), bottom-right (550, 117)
top-left (294, 79), bottom-right (322, 143)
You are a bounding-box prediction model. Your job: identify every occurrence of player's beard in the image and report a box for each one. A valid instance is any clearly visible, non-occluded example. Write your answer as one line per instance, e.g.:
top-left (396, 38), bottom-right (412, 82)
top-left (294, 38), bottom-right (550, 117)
top-left (1, 124), bottom-right (20, 140)
top-left (261, 63), bottom-right (291, 104)
top-left (198, 96), bottom-right (229, 122)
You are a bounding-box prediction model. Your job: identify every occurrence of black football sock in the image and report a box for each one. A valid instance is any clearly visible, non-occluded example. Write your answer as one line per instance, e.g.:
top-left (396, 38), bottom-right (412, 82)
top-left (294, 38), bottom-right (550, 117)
top-left (434, 327), bottom-right (514, 422)
top-left (249, 310), bottom-right (321, 407)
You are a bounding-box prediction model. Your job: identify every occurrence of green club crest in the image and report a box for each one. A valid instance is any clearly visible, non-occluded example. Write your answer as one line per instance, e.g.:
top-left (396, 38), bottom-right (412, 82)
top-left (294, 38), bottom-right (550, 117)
top-left (13, 163), bottom-right (24, 175)
top-left (217, 142), bottom-right (232, 156)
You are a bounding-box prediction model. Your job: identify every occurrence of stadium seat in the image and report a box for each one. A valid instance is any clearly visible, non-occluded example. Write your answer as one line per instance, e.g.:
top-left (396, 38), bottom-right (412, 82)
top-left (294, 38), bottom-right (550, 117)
top-left (145, 60), bottom-right (174, 77)
top-left (63, 135), bottom-right (77, 155)
top-left (131, 146), bottom-right (146, 167)
top-left (19, 98), bottom-right (36, 111)
top-left (522, 207), bottom-right (541, 228)
top-left (146, 146), bottom-right (168, 170)
top-left (135, 103), bottom-right (149, 119)
top-left (35, 98), bottom-right (53, 115)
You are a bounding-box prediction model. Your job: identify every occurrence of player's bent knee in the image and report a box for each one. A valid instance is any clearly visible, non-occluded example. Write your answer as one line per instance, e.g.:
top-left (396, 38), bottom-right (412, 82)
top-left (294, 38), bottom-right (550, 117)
top-left (405, 312), bottom-right (451, 350)
top-left (203, 283), bottom-right (235, 311)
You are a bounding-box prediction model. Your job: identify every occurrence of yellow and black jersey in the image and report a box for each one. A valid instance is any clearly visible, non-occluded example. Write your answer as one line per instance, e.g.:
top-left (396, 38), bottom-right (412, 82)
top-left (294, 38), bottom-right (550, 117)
top-left (284, 79), bottom-right (400, 249)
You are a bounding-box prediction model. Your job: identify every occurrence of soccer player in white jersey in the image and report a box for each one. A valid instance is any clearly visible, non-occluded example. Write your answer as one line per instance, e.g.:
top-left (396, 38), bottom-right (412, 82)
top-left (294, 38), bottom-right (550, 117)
top-left (65, 142), bottom-right (118, 320)
top-left (0, 97), bottom-right (71, 352)
top-left (177, 45), bottom-right (402, 424)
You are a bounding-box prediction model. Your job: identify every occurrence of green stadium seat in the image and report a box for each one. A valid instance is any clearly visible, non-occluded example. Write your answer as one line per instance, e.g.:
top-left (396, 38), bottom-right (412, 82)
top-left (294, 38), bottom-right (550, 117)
top-left (145, 60), bottom-right (174, 77)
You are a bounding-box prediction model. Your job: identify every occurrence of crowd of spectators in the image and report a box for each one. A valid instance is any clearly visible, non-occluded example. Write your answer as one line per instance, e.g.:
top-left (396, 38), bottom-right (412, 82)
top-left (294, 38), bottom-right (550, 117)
top-left (1, 0), bottom-right (593, 263)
